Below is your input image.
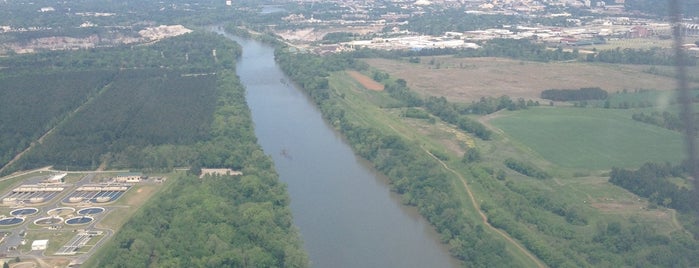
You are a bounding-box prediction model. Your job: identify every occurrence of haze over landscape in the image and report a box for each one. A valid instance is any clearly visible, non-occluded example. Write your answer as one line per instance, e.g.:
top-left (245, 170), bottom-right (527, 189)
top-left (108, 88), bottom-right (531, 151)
top-left (0, 0), bottom-right (699, 267)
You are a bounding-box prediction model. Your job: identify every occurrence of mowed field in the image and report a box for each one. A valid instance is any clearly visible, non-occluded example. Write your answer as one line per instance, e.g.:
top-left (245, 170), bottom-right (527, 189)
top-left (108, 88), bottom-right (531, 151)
top-left (364, 57), bottom-right (698, 103)
top-left (487, 107), bottom-right (686, 170)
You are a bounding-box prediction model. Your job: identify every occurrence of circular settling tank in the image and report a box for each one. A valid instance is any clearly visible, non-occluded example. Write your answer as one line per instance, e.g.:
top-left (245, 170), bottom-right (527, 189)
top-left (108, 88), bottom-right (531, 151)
top-left (47, 207), bottom-right (75, 217)
top-left (34, 217), bottom-right (63, 226)
top-left (77, 207), bottom-right (104, 215)
top-left (65, 216), bottom-right (93, 225)
top-left (0, 217), bottom-right (25, 226)
top-left (10, 208), bottom-right (38, 216)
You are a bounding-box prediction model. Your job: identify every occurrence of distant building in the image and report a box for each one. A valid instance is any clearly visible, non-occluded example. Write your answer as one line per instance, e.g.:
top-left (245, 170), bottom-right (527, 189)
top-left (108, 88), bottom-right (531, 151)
top-left (628, 26), bottom-right (651, 38)
top-left (32, 240), bottom-right (48, 251)
top-left (45, 173), bottom-right (67, 184)
top-left (114, 173), bottom-right (144, 183)
top-left (685, 24), bottom-right (699, 37)
top-left (200, 168), bottom-right (243, 178)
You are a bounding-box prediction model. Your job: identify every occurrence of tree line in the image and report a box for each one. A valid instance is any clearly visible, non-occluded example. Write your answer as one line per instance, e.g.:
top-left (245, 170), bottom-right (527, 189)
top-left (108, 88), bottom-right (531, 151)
top-left (424, 96), bottom-right (493, 140)
top-left (541, 87), bottom-right (609, 102)
top-left (457, 39), bottom-right (578, 62)
top-left (504, 158), bottom-right (551, 179)
top-left (609, 162), bottom-right (696, 213)
top-left (349, 37), bottom-right (692, 68)
top-left (350, 38), bottom-right (579, 63)
top-left (585, 47), bottom-right (697, 66)
top-left (631, 111), bottom-right (689, 133)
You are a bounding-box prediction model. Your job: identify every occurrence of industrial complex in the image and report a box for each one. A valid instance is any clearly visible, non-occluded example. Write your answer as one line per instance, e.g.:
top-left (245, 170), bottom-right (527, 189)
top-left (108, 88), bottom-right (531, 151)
top-left (0, 170), bottom-right (157, 267)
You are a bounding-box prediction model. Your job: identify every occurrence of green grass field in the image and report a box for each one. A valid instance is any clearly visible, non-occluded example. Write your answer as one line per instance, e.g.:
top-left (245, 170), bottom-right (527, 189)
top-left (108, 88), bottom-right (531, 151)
top-left (489, 107), bottom-right (686, 170)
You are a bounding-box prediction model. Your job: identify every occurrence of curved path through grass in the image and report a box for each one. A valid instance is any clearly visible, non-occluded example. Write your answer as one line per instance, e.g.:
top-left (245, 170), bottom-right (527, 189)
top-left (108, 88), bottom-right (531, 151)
top-left (423, 147), bottom-right (547, 268)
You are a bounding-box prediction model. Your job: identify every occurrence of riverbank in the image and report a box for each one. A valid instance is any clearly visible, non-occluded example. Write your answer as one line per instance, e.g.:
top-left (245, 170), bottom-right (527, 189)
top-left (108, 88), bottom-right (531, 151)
top-left (222, 31), bottom-right (460, 268)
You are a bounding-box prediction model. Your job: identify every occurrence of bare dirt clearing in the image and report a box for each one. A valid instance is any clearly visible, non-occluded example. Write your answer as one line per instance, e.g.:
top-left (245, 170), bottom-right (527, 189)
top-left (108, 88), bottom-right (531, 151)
top-left (274, 25), bottom-right (382, 44)
top-left (347, 70), bottom-right (384, 91)
top-left (364, 57), bottom-right (697, 103)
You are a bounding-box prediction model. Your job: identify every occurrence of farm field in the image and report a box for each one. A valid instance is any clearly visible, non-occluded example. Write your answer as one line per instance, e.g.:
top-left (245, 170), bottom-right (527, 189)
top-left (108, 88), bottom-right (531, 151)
top-left (364, 57), bottom-right (699, 103)
top-left (487, 107), bottom-right (685, 170)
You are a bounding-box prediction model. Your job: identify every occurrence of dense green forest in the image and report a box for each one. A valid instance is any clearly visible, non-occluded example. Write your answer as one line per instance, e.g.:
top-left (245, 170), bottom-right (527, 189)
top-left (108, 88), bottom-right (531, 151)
top-left (0, 70), bottom-right (115, 169)
top-left (275, 48), bottom-right (699, 267)
top-left (1, 32), bottom-right (242, 173)
top-left (16, 69), bottom-right (218, 170)
top-left (90, 69), bottom-right (308, 267)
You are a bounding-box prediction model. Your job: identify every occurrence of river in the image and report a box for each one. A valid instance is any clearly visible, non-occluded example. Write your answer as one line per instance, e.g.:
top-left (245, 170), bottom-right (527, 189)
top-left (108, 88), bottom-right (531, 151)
top-left (218, 31), bottom-right (459, 268)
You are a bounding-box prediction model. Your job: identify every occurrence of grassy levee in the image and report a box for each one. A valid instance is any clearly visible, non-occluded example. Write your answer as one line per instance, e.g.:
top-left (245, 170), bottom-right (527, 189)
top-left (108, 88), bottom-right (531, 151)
top-left (331, 54), bottom-right (699, 266)
top-left (333, 69), bottom-right (620, 267)
top-left (488, 107), bottom-right (685, 170)
top-left (298, 67), bottom-right (543, 266)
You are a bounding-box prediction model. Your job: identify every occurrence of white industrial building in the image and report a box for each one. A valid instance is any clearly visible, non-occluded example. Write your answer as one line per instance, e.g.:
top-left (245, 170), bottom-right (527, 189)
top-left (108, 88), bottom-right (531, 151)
top-left (32, 240), bottom-right (48, 251)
